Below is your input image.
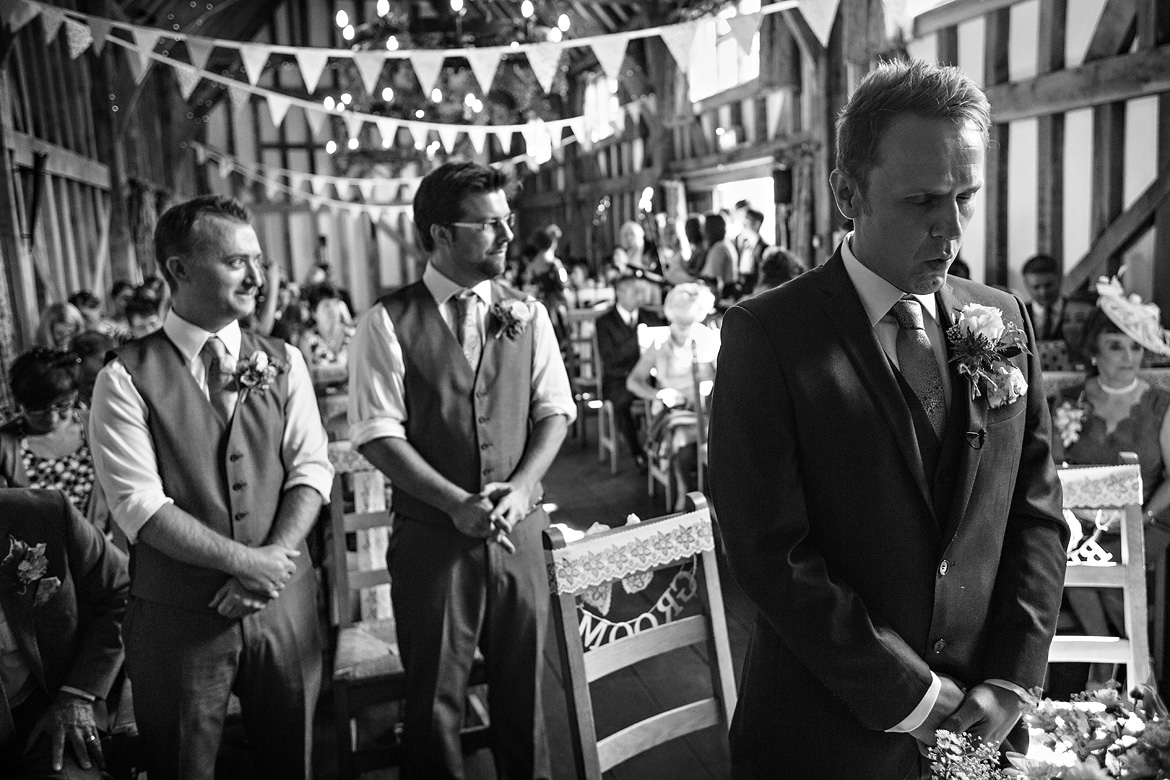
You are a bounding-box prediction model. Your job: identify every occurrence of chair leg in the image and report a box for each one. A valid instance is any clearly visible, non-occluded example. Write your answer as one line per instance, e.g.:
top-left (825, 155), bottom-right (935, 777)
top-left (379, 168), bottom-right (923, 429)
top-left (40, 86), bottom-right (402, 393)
top-left (334, 681), bottom-right (356, 780)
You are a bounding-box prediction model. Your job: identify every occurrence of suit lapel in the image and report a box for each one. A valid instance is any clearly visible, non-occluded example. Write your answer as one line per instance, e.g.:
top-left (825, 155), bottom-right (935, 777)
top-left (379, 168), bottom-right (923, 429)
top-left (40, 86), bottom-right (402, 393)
top-left (816, 256), bottom-right (933, 509)
top-left (935, 284), bottom-right (985, 544)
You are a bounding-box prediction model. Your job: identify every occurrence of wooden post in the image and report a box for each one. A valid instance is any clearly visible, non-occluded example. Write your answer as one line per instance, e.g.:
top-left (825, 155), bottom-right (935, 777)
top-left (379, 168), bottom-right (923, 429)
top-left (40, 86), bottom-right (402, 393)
top-left (984, 9), bottom-right (1011, 286)
top-left (1037, 0), bottom-right (1067, 264)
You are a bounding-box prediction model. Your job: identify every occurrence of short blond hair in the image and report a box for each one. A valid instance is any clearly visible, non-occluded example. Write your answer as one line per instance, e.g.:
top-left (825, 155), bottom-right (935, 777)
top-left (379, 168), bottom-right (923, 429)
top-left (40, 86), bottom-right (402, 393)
top-left (663, 283), bottom-right (715, 324)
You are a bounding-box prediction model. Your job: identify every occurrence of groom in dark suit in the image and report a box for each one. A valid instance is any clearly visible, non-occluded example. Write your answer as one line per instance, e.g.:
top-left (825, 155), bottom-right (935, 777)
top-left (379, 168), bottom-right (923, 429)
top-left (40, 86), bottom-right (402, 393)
top-left (708, 59), bottom-right (1067, 778)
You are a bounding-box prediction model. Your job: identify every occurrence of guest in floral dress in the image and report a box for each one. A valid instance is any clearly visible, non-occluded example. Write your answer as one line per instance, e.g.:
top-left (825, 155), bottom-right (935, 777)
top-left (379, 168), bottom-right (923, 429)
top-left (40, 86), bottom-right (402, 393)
top-left (0, 347), bottom-right (107, 531)
top-left (1051, 277), bottom-right (1170, 686)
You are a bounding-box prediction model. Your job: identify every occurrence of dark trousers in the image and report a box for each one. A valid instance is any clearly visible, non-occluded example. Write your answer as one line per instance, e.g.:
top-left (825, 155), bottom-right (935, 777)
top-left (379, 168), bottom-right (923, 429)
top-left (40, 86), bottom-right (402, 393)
top-left (2, 689), bottom-right (108, 780)
top-left (388, 511), bottom-right (551, 780)
top-left (123, 572), bottom-right (323, 780)
top-left (603, 380), bottom-right (641, 456)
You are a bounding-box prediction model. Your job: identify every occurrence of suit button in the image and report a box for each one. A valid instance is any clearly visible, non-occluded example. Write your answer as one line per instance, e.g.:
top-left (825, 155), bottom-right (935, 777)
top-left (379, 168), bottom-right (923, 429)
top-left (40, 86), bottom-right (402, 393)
top-left (229, 453), bottom-right (243, 462)
top-left (933, 639), bottom-right (946, 653)
top-left (939, 560), bottom-right (949, 576)
top-left (480, 443), bottom-right (489, 450)
top-left (483, 468), bottom-right (491, 475)
top-left (478, 416), bottom-right (489, 423)
top-left (232, 482), bottom-right (246, 491)
top-left (235, 512), bottom-right (248, 521)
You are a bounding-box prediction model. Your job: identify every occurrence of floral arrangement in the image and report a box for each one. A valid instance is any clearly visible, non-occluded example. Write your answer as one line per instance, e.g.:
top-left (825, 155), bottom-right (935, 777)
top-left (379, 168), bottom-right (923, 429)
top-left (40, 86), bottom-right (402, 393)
top-left (947, 304), bottom-right (1031, 409)
top-left (1053, 400), bottom-right (1088, 449)
top-left (227, 350), bottom-right (287, 394)
top-left (490, 299), bottom-right (534, 339)
top-left (930, 730), bottom-right (1004, 779)
top-left (3, 535), bottom-right (49, 594)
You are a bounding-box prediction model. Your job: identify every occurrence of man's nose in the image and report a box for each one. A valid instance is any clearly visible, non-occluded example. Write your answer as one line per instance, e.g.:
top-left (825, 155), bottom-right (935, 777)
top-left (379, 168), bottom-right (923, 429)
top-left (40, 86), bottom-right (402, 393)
top-left (931, 201), bottom-right (964, 241)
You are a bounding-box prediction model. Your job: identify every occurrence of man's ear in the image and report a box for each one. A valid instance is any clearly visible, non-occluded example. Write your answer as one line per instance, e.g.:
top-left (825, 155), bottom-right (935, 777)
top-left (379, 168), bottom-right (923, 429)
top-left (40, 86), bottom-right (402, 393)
top-left (830, 169), bottom-right (864, 220)
top-left (165, 256), bottom-right (185, 285)
top-left (430, 223), bottom-right (452, 249)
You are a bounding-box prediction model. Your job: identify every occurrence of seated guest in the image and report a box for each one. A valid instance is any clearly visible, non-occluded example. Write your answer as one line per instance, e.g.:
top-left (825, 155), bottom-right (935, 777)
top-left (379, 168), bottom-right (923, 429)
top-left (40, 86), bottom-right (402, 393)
top-left (297, 283), bottom-right (355, 372)
top-left (627, 283), bottom-right (719, 509)
top-left (107, 281), bottom-right (135, 333)
top-left (71, 331), bottom-right (118, 407)
top-left (753, 246), bottom-right (807, 296)
top-left (596, 273), bottom-right (666, 468)
top-left (68, 291), bottom-right (124, 342)
top-left (34, 303), bottom-right (85, 351)
top-left (0, 348), bottom-right (107, 531)
top-left (1058, 287), bottom-right (1100, 371)
top-left (124, 290), bottom-right (163, 341)
top-left (0, 488), bottom-right (129, 779)
top-left (1023, 252), bottom-right (1066, 341)
top-left (1050, 277), bottom-right (1170, 686)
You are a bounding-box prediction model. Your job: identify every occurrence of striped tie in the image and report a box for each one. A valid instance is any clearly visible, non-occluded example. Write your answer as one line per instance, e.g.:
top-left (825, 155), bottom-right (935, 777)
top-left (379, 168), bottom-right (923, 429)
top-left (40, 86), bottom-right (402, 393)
top-left (890, 298), bottom-right (946, 439)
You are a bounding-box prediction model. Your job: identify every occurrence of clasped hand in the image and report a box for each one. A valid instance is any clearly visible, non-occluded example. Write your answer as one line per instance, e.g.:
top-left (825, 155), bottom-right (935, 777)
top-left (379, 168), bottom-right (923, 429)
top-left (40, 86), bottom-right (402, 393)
top-left (911, 677), bottom-right (1023, 750)
top-left (449, 481), bottom-right (539, 553)
top-left (26, 692), bottom-right (102, 772)
top-left (236, 544), bottom-right (299, 599)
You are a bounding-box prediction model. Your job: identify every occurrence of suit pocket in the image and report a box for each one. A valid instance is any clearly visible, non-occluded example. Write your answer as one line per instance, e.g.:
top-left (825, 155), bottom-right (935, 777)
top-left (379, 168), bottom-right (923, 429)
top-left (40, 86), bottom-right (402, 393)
top-left (986, 398), bottom-right (1026, 426)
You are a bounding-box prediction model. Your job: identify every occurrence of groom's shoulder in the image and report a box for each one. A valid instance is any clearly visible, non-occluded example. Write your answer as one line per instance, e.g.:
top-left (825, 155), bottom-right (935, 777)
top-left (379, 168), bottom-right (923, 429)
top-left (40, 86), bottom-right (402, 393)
top-left (737, 263), bottom-right (827, 323)
top-left (948, 276), bottom-right (1023, 312)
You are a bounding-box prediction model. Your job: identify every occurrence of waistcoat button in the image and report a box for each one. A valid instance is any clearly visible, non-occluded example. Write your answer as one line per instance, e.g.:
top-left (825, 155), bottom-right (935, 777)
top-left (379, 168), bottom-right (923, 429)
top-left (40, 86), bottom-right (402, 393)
top-left (232, 482), bottom-right (246, 491)
top-left (939, 560), bottom-right (949, 576)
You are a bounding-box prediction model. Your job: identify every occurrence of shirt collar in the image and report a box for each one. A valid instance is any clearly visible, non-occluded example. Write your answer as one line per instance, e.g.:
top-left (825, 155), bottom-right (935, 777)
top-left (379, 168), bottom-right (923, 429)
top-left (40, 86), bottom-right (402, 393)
top-left (164, 310), bottom-right (242, 363)
top-left (840, 232), bottom-right (939, 327)
top-left (423, 263), bottom-right (492, 307)
top-left (616, 303), bottom-right (637, 323)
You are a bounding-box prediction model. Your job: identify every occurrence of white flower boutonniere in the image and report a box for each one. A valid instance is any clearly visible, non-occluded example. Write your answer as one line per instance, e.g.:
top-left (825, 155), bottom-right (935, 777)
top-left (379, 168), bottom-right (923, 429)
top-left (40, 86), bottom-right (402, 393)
top-left (231, 351), bottom-right (287, 394)
top-left (947, 303), bottom-right (1030, 409)
top-left (1053, 400), bottom-right (1087, 448)
top-left (3, 535), bottom-right (48, 594)
top-left (490, 299), bottom-right (534, 339)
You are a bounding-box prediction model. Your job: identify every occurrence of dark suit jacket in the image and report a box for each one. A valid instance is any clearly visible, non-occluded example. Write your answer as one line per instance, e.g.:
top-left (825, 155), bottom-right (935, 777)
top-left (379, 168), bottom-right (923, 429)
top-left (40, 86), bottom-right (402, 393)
top-left (708, 250), bottom-right (1067, 778)
top-left (0, 489), bottom-right (129, 725)
top-left (595, 306), bottom-right (665, 396)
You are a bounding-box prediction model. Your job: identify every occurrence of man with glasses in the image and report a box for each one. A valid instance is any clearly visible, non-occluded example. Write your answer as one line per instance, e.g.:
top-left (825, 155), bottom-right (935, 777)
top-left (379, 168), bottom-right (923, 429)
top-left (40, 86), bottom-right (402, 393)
top-left (349, 161), bottom-right (575, 779)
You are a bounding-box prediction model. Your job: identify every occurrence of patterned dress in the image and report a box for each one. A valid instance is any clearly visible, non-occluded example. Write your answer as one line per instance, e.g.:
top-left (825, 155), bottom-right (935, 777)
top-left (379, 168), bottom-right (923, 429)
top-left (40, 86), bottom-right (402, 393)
top-left (20, 433), bottom-right (96, 515)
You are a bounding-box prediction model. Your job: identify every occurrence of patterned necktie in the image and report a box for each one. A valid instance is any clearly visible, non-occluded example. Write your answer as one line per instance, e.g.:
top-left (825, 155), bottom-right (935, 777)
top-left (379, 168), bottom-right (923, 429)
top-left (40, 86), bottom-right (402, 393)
top-left (457, 290), bottom-right (482, 370)
top-left (890, 298), bottom-right (946, 440)
top-left (201, 336), bottom-right (234, 424)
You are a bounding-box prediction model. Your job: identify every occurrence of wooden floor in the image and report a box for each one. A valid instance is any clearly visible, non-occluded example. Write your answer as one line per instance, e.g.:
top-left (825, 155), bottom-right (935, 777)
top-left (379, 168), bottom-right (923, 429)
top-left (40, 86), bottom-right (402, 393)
top-left (215, 413), bottom-right (756, 779)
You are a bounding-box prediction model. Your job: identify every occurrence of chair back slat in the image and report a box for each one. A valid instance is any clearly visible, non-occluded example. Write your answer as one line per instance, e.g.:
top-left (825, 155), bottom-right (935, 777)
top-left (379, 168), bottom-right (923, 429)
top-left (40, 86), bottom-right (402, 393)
top-left (596, 699), bottom-right (721, 773)
top-left (345, 511), bottom-right (392, 534)
top-left (584, 615), bottom-right (708, 682)
top-left (328, 441), bottom-right (393, 628)
top-left (1058, 463), bottom-right (1142, 509)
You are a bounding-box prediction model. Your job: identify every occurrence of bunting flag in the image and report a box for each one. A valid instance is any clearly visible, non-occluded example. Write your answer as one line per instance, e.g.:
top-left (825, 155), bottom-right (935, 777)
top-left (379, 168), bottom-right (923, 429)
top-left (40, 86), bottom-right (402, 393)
top-left (174, 63), bottom-right (201, 100)
top-left (186, 37), bottom-right (215, 72)
top-left (130, 28), bottom-right (162, 81)
top-left (465, 49), bottom-right (501, 95)
top-left (334, 180), bottom-right (352, 201)
top-left (127, 42), bottom-right (151, 83)
top-left (437, 125), bottom-right (459, 154)
top-left (409, 51), bottom-right (444, 95)
top-left (265, 93), bottom-right (292, 128)
top-left (626, 101), bottom-right (641, 127)
top-left (727, 11), bottom-right (762, 55)
top-left (375, 117), bottom-right (398, 147)
top-left (305, 105), bottom-right (329, 140)
top-left (659, 18), bottom-right (699, 74)
top-left (88, 16), bottom-right (111, 54)
top-left (239, 44), bottom-right (269, 86)
top-left (38, 2), bottom-right (62, 43)
top-left (590, 33), bottom-right (629, 82)
top-left (408, 123), bottom-right (428, 150)
top-left (343, 112), bottom-right (364, 140)
top-left (358, 179), bottom-right (376, 201)
top-left (217, 157), bottom-right (232, 179)
top-left (352, 51), bottom-right (385, 96)
top-left (5, 0), bottom-right (39, 33)
top-left (295, 48), bottom-right (329, 94)
top-left (567, 117), bottom-right (587, 148)
top-left (63, 17), bottom-right (91, 58)
top-left (525, 44), bottom-right (561, 95)
top-left (227, 83), bottom-right (250, 114)
top-left (309, 175), bottom-right (329, 196)
top-left (466, 125), bottom-right (487, 155)
top-left (799, 0), bottom-right (840, 49)
top-left (264, 176), bottom-right (281, 200)
top-left (288, 173), bottom-right (305, 192)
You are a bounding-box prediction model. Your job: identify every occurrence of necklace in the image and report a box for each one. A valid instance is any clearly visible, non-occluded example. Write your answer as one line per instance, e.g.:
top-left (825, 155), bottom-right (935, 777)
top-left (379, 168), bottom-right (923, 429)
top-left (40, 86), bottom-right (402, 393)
top-left (1098, 377), bottom-right (1140, 395)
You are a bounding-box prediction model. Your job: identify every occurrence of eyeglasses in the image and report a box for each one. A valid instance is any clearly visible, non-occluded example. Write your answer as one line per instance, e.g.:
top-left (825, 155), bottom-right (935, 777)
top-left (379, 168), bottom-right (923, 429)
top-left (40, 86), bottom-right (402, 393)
top-left (22, 393), bottom-right (78, 420)
top-left (447, 214), bottom-right (516, 233)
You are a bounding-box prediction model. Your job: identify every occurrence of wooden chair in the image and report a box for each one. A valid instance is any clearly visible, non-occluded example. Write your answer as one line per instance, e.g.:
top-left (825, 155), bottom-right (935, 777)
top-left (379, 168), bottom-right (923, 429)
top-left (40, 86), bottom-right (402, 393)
top-left (567, 308), bottom-right (605, 447)
top-left (1049, 453), bottom-right (1153, 691)
top-left (327, 442), bottom-right (489, 778)
top-left (595, 328), bottom-right (620, 474)
top-left (543, 493), bottom-right (736, 778)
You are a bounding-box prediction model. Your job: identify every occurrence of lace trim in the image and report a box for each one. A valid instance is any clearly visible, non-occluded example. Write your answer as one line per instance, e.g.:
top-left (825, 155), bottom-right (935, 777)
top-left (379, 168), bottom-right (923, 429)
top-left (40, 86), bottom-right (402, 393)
top-left (1058, 463), bottom-right (1142, 509)
top-left (547, 508), bottom-right (714, 595)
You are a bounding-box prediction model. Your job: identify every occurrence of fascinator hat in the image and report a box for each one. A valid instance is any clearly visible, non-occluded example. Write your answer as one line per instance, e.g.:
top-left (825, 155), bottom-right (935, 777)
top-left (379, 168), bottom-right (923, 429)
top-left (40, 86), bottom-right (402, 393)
top-left (1095, 276), bottom-right (1170, 356)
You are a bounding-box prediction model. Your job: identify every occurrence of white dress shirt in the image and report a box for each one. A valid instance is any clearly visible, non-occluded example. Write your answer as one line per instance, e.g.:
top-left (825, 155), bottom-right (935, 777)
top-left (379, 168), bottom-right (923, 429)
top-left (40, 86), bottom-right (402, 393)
top-left (347, 263), bottom-right (577, 449)
top-left (90, 312), bottom-right (334, 543)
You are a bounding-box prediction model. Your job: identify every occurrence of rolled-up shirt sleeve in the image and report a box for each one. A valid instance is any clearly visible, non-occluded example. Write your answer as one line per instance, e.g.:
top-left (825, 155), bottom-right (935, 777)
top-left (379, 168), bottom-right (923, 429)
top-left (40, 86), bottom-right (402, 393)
top-left (348, 304), bottom-right (409, 448)
top-left (89, 360), bottom-right (173, 544)
top-left (280, 344), bottom-right (334, 500)
top-left (529, 301), bottom-right (577, 425)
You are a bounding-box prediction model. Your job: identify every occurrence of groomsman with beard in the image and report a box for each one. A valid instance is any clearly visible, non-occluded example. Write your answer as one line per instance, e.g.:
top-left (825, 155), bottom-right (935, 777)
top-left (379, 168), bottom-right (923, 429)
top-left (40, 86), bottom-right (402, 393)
top-left (709, 60), bottom-right (1067, 778)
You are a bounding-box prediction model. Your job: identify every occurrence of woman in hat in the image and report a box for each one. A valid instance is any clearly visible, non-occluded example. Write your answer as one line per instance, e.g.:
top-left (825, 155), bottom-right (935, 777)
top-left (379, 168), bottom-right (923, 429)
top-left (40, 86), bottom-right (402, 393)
top-left (1051, 276), bottom-right (1170, 687)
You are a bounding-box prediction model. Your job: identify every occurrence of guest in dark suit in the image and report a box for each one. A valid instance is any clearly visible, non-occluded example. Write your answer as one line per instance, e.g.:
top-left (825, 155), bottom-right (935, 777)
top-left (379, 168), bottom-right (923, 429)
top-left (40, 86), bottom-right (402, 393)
top-left (595, 273), bottom-right (665, 467)
top-left (0, 488), bottom-right (129, 779)
top-left (708, 59), bottom-right (1067, 779)
top-left (1023, 253), bottom-right (1065, 341)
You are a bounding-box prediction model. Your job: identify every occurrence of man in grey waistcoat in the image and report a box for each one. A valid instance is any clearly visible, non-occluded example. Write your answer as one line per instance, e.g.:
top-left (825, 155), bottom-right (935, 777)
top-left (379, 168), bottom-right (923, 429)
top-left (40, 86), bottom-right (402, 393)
top-left (89, 195), bottom-right (333, 780)
top-left (348, 161), bottom-right (575, 780)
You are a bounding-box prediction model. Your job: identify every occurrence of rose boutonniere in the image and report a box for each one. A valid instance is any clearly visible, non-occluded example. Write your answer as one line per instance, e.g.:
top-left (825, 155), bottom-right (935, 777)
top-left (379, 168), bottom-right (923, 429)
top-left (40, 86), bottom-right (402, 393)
top-left (227, 351), bottom-right (287, 394)
top-left (947, 304), bottom-right (1030, 409)
top-left (2, 535), bottom-right (49, 594)
top-left (490, 299), bottom-right (534, 339)
top-left (1053, 399), bottom-right (1087, 448)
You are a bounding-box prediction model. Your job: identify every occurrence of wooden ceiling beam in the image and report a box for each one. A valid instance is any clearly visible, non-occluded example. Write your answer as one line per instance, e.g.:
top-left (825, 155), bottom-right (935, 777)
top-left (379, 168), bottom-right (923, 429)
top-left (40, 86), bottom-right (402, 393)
top-left (1083, 0), bottom-right (1137, 62)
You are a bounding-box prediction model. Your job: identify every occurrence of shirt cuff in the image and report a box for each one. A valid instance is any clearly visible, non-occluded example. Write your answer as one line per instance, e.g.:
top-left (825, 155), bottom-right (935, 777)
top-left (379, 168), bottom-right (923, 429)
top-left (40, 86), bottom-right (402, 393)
top-left (348, 417), bottom-right (407, 449)
top-left (111, 495), bottom-right (174, 544)
top-left (532, 401), bottom-right (577, 426)
top-left (985, 678), bottom-right (1034, 704)
top-left (886, 672), bottom-right (940, 733)
top-left (59, 686), bottom-right (97, 702)
top-left (283, 469), bottom-right (334, 504)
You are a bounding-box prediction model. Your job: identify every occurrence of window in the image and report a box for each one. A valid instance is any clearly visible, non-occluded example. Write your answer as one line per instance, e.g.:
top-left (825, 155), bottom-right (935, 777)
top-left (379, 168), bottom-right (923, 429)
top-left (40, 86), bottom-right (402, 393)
top-left (689, 0), bottom-right (762, 102)
top-left (583, 72), bottom-right (620, 143)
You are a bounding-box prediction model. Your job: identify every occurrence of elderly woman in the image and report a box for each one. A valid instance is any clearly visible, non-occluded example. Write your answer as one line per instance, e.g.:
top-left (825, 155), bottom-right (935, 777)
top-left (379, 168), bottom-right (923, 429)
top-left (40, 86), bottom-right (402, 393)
top-left (33, 301), bottom-right (86, 350)
top-left (627, 283), bottom-right (720, 509)
top-left (1051, 277), bottom-right (1170, 686)
top-left (0, 347), bottom-right (107, 529)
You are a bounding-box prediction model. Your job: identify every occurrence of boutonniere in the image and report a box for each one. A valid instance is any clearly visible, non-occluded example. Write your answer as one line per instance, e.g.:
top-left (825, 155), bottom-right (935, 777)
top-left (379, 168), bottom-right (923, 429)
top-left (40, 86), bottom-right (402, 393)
top-left (490, 299), bottom-right (534, 339)
top-left (947, 303), bottom-right (1030, 409)
top-left (2, 535), bottom-right (49, 594)
top-left (227, 351), bottom-right (287, 394)
top-left (1053, 399), bottom-right (1087, 448)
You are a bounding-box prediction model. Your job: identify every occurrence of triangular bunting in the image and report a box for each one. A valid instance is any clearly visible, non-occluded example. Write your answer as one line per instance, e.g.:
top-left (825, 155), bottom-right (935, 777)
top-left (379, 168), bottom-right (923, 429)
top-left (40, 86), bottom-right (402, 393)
top-left (465, 49), bottom-right (500, 94)
top-left (408, 124), bottom-right (428, 150)
top-left (409, 51), bottom-right (445, 95)
top-left (5, 0), bottom-right (38, 33)
top-left (288, 173), bottom-right (306, 192)
top-left (309, 175), bottom-right (329, 196)
top-left (328, 202), bottom-right (343, 220)
top-left (364, 206), bottom-right (383, 223)
top-left (239, 45), bottom-right (269, 86)
top-left (63, 18), bottom-right (92, 59)
top-left (304, 106), bottom-right (329, 140)
top-left (358, 180), bottom-right (377, 201)
top-left (308, 196), bottom-right (324, 212)
top-left (659, 19), bottom-right (699, 74)
top-left (344, 112), bottom-right (364, 141)
top-left (567, 117), bottom-right (587, 144)
top-left (174, 63), bottom-right (201, 101)
top-left (126, 43), bottom-right (151, 84)
top-left (352, 52), bottom-right (385, 97)
top-left (88, 17), bottom-right (112, 55)
top-left (437, 125), bottom-right (459, 154)
top-left (132, 27), bottom-right (162, 74)
top-left (217, 157), bottom-right (232, 179)
top-left (295, 49), bottom-right (329, 94)
top-left (186, 38), bottom-right (215, 72)
top-left (266, 93), bottom-right (292, 128)
top-left (335, 181), bottom-right (353, 201)
top-left (375, 117), bottom-right (398, 148)
top-left (39, 4), bottom-right (64, 44)
top-left (626, 101), bottom-right (641, 127)
top-left (491, 128), bottom-right (512, 156)
top-left (591, 33), bottom-right (629, 82)
top-left (264, 176), bottom-right (281, 200)
top-left (799, 0), bottom-right (840, 49)
top-left (727, 12), bottom-right (762, 55)
top-left (466, 126), bottom-right (487, 155)
top-left (228, 84), bottom-right (250, 114)
top-left (525, 44), bottom-right (561, 95)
